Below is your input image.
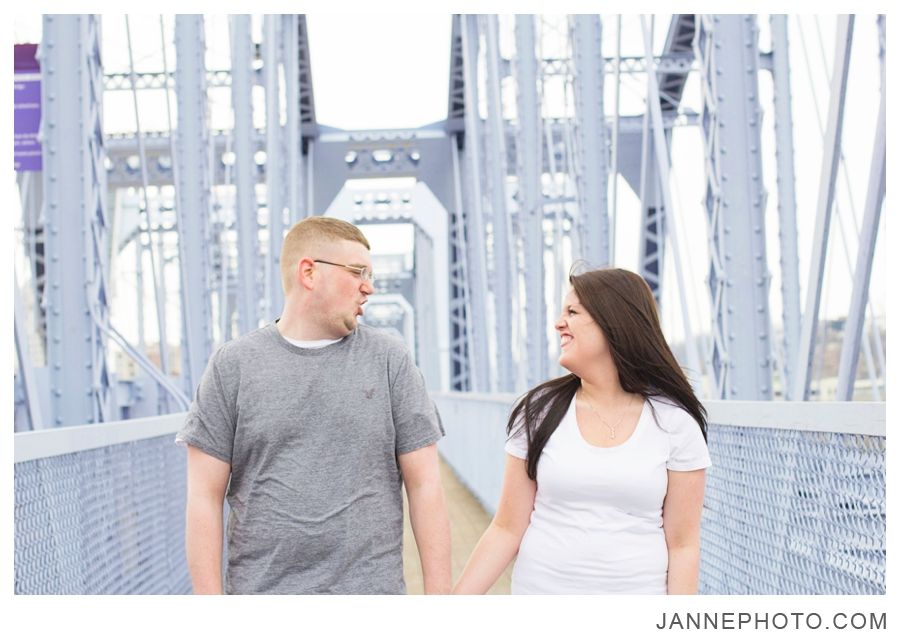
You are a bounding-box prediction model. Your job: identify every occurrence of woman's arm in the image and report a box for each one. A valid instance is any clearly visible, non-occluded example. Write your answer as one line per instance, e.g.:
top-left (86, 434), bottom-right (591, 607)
top-left (452, 454), bottom-right (537, 594)
top-left (662, 468), bottom-right (706, 594)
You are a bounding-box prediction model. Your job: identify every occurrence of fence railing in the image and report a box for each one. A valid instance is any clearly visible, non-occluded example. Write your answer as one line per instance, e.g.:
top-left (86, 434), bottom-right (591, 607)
top-left (14, 396), bottom-right (885, 594)
top-left (14, 413), bottom-right (190, 594)
top-left (433, 393), bottom-right (886, 595)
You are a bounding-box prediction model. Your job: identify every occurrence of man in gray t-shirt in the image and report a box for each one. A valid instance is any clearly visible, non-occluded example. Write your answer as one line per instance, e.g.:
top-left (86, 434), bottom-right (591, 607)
top-left (176, 217), bottom-right (450, 594)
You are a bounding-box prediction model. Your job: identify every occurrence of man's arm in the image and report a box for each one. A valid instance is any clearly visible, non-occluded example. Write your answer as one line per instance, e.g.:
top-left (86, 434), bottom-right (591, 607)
top-left (185, 445), bottom-right (231, 594)
top-left (398, 443), bottom-right (451, 594)
top-left (662, 468), bottom-right (706, 594)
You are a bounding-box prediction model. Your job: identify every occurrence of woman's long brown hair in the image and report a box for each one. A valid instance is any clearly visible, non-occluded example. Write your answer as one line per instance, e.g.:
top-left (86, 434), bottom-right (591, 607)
top-left (508, 267), bottom-right (708, 481)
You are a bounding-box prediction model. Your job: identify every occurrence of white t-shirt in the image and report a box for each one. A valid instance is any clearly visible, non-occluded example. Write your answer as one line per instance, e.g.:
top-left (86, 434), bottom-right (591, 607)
top-left (504, 394), bottom-right (711, 594)
top-left (283, 336), bottom-right (343, 349)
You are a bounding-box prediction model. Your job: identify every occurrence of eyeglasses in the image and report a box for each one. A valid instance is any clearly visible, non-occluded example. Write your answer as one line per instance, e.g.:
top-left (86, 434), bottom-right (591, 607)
top-left (313, 259), bottom-right (375, 283)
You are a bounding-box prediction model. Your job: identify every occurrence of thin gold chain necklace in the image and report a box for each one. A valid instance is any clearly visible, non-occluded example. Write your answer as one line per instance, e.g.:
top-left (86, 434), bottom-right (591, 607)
top-left (578, 389), bottom-right (634, 440)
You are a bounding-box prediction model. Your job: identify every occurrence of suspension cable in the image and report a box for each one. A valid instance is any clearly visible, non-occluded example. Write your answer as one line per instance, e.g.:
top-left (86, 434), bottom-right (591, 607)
top-left (796, 16), bottom-right (882, 398)
top-left (125, 16), bottom-right (170, 381)
top-left (812, 15), bottom-right (886, 381)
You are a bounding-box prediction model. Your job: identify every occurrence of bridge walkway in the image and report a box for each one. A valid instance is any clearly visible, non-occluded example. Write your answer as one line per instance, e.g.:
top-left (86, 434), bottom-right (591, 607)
top-left (403, 458), bottom-right (512, 594)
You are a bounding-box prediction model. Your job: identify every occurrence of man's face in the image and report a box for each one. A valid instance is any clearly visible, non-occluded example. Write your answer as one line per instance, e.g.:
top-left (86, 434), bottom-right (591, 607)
top-left (314, 239), bottom-right (374, 337)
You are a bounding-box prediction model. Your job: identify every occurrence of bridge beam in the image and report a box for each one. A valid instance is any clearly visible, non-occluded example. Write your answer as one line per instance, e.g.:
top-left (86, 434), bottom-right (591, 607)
top-left (229, 15), bottom-right (261, 335)
top-left (515, 15), bottom-right (549, 389)
top-left (697, 15), bottom-right (774, 400)
top-left (174, 15), bottom-right (214, 393)
top-left (41, 14), bottom-right (114, 426)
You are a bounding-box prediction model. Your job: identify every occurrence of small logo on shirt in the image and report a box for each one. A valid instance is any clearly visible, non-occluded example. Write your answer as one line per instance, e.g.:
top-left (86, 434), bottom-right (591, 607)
top-left (364, 388), bottom-right (376, 399)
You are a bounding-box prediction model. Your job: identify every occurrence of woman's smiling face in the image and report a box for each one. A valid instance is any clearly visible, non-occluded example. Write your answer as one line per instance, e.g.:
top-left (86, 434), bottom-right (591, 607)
top-left (554, 288), bottom-right (611, 376)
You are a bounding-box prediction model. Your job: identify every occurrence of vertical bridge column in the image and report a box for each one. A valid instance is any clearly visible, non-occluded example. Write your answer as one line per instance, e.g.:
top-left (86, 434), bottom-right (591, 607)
top-left (769, 16), bottom-right (802, 395)
top-left (41, 15), bottom-right (113, 426)
top-left (229, 16), bottom-right (261, 336)
top-left (282, 14), bottom-right (303, 225)
top-left (174, 15), bottom-right (214, 393)
top-left (570, 15), bottom-right (611, 266)
top-left (481, 15), bottom-right (515, 392)
top-left (264, 15), bottom-right (285, 317)
top-left (696, 15), bottom-right (773, 400)
top-left (514, 15), bottom-right (549, 389)
top-left (459, 14), bottom-right (491, 392)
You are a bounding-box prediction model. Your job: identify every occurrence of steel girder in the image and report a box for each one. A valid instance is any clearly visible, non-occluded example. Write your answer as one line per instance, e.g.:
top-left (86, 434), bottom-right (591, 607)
top-left (658, 15), bottom-right (696, 112)
top-left (481, 15), bottom-right (515, 393)
top-left (264, 15), bottom-right (285, 317)
top-left (514, 15), bottom-right (550, 390)
top-left (637, 134), bottom-right (665, 305)
top-left (295, 15), bottom-right (317, 132)
top-left (103, 113), bottom-right (697, 191)
top-left (229, 16), bottom-right (262, 336)
top-left (173, 16), bottom-right (214, 394)
top-left (449, 144), bottom-right (473, 391)
top-left (17, 173), bottom-right (47, 348)
top-left (768, 16), bottom-right (802, 396)
top-left (283, 15), bottom-right (302, 224)
top-left (569, 15), bottom-right (610, 266)
top-left (458, 15), bottom-right (491, 392)
top-left (447, 15), bottom-right (465, 129)
top-left (41, 15), bottom-right (114, 426)
top-left (307, 127), bottom-right (463, 390)
top-left (696, 15), bottom-right (773, 400)
top-left (636, 15), bottom-right (695, 303)
top-left (641, 16), bottom-right (705, 393)
top-left (14, 270), bottom-right (45, 430)
top-left (104, 69), bottom-right (234, 91)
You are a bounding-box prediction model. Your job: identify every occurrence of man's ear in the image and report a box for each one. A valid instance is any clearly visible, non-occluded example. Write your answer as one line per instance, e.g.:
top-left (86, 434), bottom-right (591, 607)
top-left (297, 257), bottom-right (317, 290)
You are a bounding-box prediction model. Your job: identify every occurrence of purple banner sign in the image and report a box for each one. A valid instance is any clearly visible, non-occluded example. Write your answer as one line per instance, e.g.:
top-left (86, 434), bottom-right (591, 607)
top-left (14, 44), bottom-right (41, 172)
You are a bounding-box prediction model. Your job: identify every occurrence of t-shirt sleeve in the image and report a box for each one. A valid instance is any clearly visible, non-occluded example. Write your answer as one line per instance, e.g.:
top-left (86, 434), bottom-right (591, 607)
top-left (390, 347), bottom-right (444, 455)
top-left (504, 410), bottom-right (528, 459)
top-left (666, 408), bottom-right (711, 471)
top-left (174, 347), bottom-right (236, 464)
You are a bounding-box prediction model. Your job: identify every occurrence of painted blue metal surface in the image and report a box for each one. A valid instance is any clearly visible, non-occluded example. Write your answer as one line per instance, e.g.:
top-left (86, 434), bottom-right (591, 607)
top-left (570, 15), bottom-right (611, 266)
top-left (40, 15), bottom-right (113, 427)
top-left (696, 15), bottom-right (774, 400)
top-left (229, 15), bottom-right (262, 336)
top-left (174, 15), bottom-right (214, 395)
top-left (514, 15), bottom-right (549, 390)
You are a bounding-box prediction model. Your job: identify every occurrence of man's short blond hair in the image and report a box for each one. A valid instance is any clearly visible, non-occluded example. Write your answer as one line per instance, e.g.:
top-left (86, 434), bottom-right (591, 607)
top-left (280, 216), bottom-right (370, 293)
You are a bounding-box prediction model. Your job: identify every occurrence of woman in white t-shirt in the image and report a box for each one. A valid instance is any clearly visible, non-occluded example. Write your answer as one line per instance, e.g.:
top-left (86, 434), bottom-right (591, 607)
top-left (453, 266), bottom-right (711, 594)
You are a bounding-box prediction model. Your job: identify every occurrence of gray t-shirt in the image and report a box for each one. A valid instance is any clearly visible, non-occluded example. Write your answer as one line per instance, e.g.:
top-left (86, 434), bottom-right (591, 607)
top-left (175, 322), bottom-right (444, 594)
